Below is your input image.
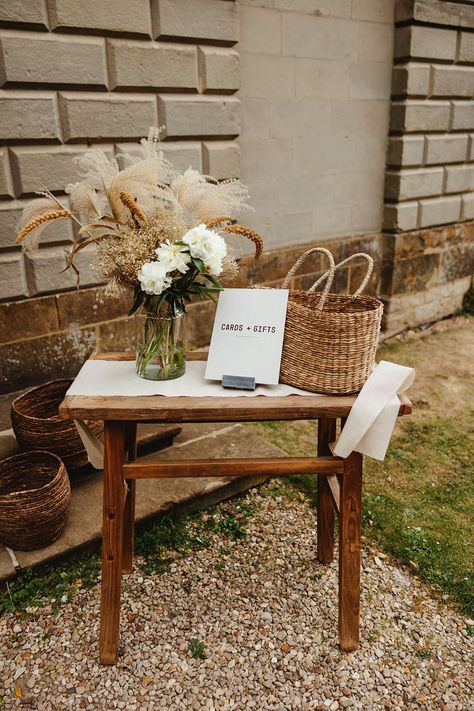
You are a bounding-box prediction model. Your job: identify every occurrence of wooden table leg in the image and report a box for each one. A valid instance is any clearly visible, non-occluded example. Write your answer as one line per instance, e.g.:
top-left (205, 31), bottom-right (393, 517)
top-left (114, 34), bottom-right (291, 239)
top-left (100, 420), bottom-right (127, 665)
top-left (338, 450), bottom-right (362, 652)
top-left (122, 422), bottom-right (137, 574)
top-left (317, 418), bottom-right (336, 563)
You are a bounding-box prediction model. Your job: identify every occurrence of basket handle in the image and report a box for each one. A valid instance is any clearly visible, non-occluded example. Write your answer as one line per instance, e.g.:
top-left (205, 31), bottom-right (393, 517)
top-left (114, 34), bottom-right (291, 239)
top-left (282, 247), bottom-right (336, 313)
top-left (308, 252), bottom-right (374, 301)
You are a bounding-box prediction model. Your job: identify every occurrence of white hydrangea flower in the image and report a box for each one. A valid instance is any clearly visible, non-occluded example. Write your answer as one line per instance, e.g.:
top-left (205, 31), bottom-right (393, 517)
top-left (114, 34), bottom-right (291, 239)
top-left (155, 240), bottom-right (191, 274)
top-left (137, 261), bottom-right (172, 296)
top-left (182, 224), bottom-right (227, 276)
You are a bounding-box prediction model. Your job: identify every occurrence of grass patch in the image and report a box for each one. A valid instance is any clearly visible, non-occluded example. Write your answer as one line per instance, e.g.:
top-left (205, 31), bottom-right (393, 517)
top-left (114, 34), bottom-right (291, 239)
top-left (252, 411), bottom-right (474, 616)
top-left (188, 638), bottom-right (207, 659)
top-left (0, 495), bottom-right (259, 615)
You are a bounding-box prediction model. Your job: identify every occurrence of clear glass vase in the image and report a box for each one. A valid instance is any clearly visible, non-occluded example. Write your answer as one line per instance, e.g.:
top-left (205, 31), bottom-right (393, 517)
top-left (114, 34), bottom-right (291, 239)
top-left (135, 309), bottom-right (186, 381)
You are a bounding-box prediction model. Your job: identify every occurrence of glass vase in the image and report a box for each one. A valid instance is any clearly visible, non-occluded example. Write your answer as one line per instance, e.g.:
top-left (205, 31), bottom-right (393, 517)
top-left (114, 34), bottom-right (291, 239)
top-left (135, 309), bottom-right (186, 381)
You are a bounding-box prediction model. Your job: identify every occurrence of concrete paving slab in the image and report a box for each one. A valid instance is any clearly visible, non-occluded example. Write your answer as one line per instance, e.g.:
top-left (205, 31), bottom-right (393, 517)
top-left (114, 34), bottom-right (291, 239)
top-left (2, 424), bottom-right (284, 579)
top-left (0, 546), bottom-right (16, 579)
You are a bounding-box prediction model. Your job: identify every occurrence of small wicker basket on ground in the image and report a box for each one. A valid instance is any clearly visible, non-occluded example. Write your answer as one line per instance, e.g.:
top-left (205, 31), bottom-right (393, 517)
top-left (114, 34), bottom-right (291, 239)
top-left (11, 379), bottom-right (103, 473)
top-left (279, 248), bottom-right (383, 394)
top-left (0, 451), bottom-right (71, 550)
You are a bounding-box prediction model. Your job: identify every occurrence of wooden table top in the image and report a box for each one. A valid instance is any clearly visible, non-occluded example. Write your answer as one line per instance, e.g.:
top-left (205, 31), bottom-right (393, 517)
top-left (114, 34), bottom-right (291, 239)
top-left (59, 352), bottom-right (412, 422)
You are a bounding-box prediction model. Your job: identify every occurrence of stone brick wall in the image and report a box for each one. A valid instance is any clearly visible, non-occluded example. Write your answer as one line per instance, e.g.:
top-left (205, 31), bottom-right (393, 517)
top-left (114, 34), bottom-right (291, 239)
top-left (238, 0), bottom-right (395, 250)
top-left (0, 0), bottom-right (241, 414)
top-left (0, 0), bottom-right (240, 300)
top-left (381, 0), bottom-right (474, 334)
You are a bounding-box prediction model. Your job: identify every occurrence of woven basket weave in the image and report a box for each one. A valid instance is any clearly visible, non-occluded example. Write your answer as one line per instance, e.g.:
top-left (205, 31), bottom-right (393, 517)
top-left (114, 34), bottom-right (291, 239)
top-left (279, 247), bottom-right (383, 394)
top-left (11, 380), bottom-right (103, 472)
top-left (0, 451), bottom-right (71, 550)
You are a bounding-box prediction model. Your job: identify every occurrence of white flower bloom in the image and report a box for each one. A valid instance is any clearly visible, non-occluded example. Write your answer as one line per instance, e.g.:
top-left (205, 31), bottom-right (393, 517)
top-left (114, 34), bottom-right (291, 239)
top-left (155, 240), bottom-right (191, 274)
top-left (137, 261), bottom-right (172, 296)
top-left (182, 224), bottom-right (227, 276)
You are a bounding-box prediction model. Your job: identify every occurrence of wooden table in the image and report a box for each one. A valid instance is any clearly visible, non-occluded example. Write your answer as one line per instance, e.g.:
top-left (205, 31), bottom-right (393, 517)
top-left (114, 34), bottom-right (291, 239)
top-left (60, 352), bottom-right (412, 665)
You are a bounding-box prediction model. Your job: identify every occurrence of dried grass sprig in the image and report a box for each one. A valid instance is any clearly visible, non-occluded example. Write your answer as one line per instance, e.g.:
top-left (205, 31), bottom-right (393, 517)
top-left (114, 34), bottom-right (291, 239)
top-left (205, 216), bottom-right (233, 228)
top-left (16, 209), bottom-right (72, 245)
top-left (119, 192), bottom-right (146, 224)
top-left (223, 224), bottom-right (264, 259)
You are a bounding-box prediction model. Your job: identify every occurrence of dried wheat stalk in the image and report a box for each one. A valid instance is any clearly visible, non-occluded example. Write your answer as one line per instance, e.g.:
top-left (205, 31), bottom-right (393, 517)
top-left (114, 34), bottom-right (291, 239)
top-left (15, 209), bottom-right (72, 244)
top-left (119, 192), bottom-right (146, 224)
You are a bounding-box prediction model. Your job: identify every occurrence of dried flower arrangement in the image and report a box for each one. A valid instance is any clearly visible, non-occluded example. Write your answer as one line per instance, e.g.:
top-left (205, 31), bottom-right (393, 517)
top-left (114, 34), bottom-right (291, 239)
top-left (15, 128), bottom-right (264, 380)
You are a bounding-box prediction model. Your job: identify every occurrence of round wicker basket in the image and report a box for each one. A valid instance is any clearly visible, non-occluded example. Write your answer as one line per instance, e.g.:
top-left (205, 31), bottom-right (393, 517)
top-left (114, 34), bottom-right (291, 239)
top-left (279, 248), bottom-right (383, 394)
top-left (0, 451), bottom-right (71, 550)
top-left (11, 380), bottom-right (103, 472)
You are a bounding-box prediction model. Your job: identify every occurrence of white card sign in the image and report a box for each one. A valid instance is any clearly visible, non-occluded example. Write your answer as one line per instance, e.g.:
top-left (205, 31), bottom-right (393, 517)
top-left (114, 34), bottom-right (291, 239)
top-left (205, 288), bottom-right (289, 385)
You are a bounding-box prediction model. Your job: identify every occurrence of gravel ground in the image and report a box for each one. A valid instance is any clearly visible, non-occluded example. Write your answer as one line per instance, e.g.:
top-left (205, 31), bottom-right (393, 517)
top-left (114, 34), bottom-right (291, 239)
top-left (1, 486), bottom-right (473, 711)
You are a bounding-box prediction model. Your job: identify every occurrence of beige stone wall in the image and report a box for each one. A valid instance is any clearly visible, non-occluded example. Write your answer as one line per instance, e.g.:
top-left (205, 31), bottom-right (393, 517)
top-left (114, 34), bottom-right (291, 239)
top-left (0, 0), bottom-right (241, 300)
top-left (237, 0), bottom-right (395, 251)
top-left (385, 0), bottom-right (474, 232)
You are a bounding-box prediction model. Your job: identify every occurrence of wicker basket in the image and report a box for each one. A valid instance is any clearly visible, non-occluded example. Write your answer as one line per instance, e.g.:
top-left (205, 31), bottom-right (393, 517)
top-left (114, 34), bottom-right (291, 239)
top-left (279, 247), bottom-right (383, 394)
top-left (11, 380), bottom-right (103, 472)
top-left (0, 451), bottom-right (71, 550)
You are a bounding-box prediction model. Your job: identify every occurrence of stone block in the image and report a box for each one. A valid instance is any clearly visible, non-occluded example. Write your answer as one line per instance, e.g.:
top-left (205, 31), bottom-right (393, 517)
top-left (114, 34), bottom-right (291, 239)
top-left (272, 100), bottom-right (331, 140)
top-left (352, 0), bottom-right (393, 23)
top-left (0, 93), bottom-right (59, 141)
top-left (395, 0), bottom-right (474, 29)
top-left (0, 198), bottom-right (74, 249)
top-left (459, 32), bottom-right (474, 64)
top-left (296, 58), bottom-right (350, 99)
top-left (151, 0), bottom-right (239, 44)
top-left (240, 98), bottom-right (271, 140)
top-left (116, 141), bottom-right (202, 173)
top-left (106, 40), bottom-right (197, 91)
top-left (240, 53), bottom-right (295, 99)
top-left (358, 22), bottom-right (394, 63)
top-left (391, 64), bottom-right (430, 97)
top-left (282, 12), bottom-right (358, 61)
top-left (445, 165), bottom-right (474, 194)
top-left (440, 242), bottom-right (474, 283)
top-left (0, 34), bottom-right (107, 88)
top-left (238, 5), bottom-right (281, 55)
top-left (425, 135), bottom-right (469, 166)
top-left (349, 62), bottom-right (392, 100)
top-left (198, 47), bottom-right (239, 93)
top-left (383, 278), bottom-right (471, 336)
top-left (275, 0), bottom-right (351, 17)
top-left (383, 202), bottom-right (419, 232)
top-left (0, 295), bottom-right (59, 344)
top-left (392, 253), bottom-right (440, 295)
top-left (390, 101), bottom-right (451, 133)
top-left (451, 101), bottom-right (474, 131)
top-left (293, 133), bottom-right (356, 175)
top-left (46, 0), bottom-right (151, 36)
top-left (387, 136), bottom-right (424, 167)
top-left (431, 65), bottom-right (474, 99)
top-left (331, 99), bottom-right (390, 136)
top-left (58, 93), bottom-right (157, 142)
top-left (182, 300), bottom-right (216, 350)
top-left (419, 195), bottom-right (462, 228)
top-left (470, 134), bottom-right (474, 161)
top-left (202, 141), bottom-right (240, 179)
top-left (395, 26), bottom-right (457, 62)
top-left (0, 1), bottom-right (48, 28)
top-left (25, 245), bottom-right (98, 296)
top-left (0, 149), bottom-right (14, 198)
top-left (0, 253), bottom-right (28, 299)
top-left (158, 95), bottom-right (240, 138)
top-left (9, 145), bottom-right (113, 196)
top-left (385, 168), bottom-right (444, 201)
top-left (0, 327), bottom-right (97, 394)
top-left (55, 285), bottom-right (129, 329)
top-left (461, 193), bottom-right (474, 220)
